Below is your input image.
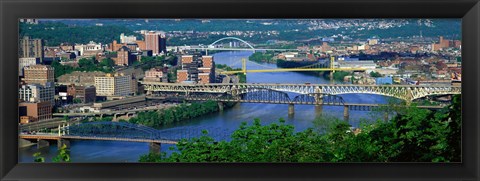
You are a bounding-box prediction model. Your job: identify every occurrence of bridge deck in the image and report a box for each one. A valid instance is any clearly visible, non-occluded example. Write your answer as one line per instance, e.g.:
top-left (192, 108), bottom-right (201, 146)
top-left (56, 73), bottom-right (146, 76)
top-left (140, 82), bottom-right (461, 87)
top-left (19, 134), bottom-right (178, 144)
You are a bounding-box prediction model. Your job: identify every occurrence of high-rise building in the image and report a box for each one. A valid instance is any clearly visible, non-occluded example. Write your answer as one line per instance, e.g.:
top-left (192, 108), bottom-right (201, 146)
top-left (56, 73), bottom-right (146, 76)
top-left (94, 73), bottom-right (133, 97)
top-left (145, 31), bottom-right (167, 55)
top-left (19, 36), bottom-right (44, 62)
top-left (18, 57), bottom-right (39, 76)
top-left (114, 46), bottom-right (134, 66)
top-left (176, 70), bottom-right (188, 83)
top-left (179, 54), bottom-right (215, 84)
top-left (18, 82), bottom-right (55, 105)
top-left (23, 65), bottom-right (55, 85)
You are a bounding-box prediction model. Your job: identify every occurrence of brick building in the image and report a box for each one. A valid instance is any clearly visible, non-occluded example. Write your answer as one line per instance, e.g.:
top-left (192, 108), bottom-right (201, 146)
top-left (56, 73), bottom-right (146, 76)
top-left (19, 101), bottom-right (52, 122)
top-left (67, 84), bottom-right (97, 103)
top-left (23, 65), bottom-right (55, 85)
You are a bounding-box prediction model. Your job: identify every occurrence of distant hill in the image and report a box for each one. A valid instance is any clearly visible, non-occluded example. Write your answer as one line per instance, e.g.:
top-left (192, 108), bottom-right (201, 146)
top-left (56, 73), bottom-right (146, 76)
top-left (23, 19), bottom-right (461, 46)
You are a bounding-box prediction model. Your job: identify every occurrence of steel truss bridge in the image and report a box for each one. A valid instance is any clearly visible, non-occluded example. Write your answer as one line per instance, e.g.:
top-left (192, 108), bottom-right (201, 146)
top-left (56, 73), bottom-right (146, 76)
top-left (142, 82), bottom-right (461, 102)
top-left (20, 121), bottom-right (182, 145)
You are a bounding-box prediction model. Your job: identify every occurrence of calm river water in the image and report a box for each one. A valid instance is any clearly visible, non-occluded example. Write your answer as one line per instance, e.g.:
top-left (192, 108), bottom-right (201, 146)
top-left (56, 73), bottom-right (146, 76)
top-left (19, 51), bottom-right (390, 162)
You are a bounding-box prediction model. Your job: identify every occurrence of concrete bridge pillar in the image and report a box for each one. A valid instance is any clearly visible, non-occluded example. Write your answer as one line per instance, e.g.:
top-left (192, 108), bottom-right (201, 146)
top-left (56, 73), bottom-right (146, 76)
top-left (343, 105), bottom-right (349, 121)
top-left (62, 124), bottom-right (66, 135)
top-left (218, 102), bottom-right (224, 111)
top-left (113, 113), bottom-right (119, 122)
top-left (57, 139), bottom-right (70, 149)
top-left (37, 139), bottom-right (50, 149)
top-left (149, 142), bottom-right (161, 154)
top-left (315, 105), bottom-right (323, 116)
top-left (19, 138), bottom-right (34, 148)
top-left (288, 104), bottom-right (295, 115)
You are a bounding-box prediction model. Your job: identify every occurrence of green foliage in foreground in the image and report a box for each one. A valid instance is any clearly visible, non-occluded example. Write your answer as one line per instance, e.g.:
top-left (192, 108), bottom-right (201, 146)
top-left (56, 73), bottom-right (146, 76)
top-left (33, 144), bottom-right (71, 163)
top-left (128, 101), bottom-right (220, 129)
top-left (140, 95), bottom-right (461, 162)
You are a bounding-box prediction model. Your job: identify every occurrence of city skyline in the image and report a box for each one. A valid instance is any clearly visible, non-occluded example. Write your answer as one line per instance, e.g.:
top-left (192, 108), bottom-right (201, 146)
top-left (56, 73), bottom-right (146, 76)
top-left (18, 18), bottom-right (461, 163)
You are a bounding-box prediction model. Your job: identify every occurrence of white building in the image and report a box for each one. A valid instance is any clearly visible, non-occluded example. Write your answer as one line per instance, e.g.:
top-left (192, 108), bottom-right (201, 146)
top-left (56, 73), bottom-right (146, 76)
top-left (94, 73), bottom-right (133, 97)
top-left (19, 57), bottom-right (39, 76)
top-left (18, 82), bottom-right (55, 105)
top-left (120, 33), bottom-right (137, 44)
top-left (75, 41), bottom-right (103, 57)
top-left (338, 61), bottom-right (377, 72)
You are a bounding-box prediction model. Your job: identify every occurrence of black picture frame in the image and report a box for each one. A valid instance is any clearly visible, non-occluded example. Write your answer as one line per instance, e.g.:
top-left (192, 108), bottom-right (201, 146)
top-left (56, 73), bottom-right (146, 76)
top-left (1, 0), bottom-right (479, 180)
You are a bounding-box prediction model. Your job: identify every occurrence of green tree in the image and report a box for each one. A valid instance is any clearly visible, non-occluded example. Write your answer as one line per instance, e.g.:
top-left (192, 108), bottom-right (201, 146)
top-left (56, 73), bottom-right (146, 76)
top-left (52, 144), bottom-right (71, 162)
top-left (100, 58), bottom-right (115, 68)
top-left (370, 71), bottom-right (383, 78)
top-left (139, 95), bottom-right (461, 163)
top-left (32, 144), bottom-right (71, 163)
top-left (33, 152), bottom-right (45, 163)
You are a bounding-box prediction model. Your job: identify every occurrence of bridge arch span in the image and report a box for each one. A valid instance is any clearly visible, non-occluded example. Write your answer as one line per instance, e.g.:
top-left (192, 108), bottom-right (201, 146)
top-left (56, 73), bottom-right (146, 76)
top-left (209, 37), bottom-right (255, 50)
top-left (65, 121), bottom-right (163, 140)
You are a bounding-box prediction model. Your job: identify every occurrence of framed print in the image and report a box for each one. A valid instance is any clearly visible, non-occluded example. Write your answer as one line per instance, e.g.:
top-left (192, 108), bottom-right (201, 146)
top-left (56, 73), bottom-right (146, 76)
top-left (1, 0), bottom-right (479, 180)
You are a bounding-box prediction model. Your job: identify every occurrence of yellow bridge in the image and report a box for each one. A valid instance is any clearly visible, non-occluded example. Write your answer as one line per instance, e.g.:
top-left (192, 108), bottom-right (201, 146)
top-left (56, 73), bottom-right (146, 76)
top-left (220, 56), bottom-right (367, 75)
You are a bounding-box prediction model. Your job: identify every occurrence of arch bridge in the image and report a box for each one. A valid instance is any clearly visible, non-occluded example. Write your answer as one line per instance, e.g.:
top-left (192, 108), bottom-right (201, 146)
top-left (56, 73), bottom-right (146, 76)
top-left (19, 121), bottom-right (181, 153)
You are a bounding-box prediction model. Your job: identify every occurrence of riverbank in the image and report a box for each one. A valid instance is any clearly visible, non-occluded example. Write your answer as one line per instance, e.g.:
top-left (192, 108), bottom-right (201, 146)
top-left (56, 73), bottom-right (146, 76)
top-left (248, 52), bottom-right (276, 63)
top-left (128, 101), bottom-right (227, 129)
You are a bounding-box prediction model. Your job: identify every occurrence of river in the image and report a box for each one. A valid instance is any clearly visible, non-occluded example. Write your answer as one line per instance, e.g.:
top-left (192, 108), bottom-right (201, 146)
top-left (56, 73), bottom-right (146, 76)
top-left (19, 51), bottom-right (391, 163)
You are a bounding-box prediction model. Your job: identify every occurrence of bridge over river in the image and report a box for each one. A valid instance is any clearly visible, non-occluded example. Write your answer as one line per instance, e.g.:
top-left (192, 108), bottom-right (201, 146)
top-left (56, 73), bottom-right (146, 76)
top-left (19, 121), bottom-right (188, 153)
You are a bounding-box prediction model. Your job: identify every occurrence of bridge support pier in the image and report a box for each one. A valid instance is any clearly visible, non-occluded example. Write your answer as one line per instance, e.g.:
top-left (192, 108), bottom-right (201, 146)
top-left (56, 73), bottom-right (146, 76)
top-left (37, 139), bottom-right (50, 149)
top-left (57, 139), bottom-right (70, 149)
top-left (218, 102), bottom-right (224, 111)
top-left (343, 105), bottom-right (349, 121)
top-left (288, 104), bottom-right (294, 115)
top-left (315, 105), bottom-right (323, 116)
top-left (149, 142), bottom-right (161, 154)
top-left (113, 113), bottom-right (118, 122)
top-left (19, 138), bottom-right (35, 148)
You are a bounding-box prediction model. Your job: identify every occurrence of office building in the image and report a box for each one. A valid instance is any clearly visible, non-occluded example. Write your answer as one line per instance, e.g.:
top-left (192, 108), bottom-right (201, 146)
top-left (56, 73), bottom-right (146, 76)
top-left (176, 70), bottom-right (188, 83)
top-left (144, 68), bottom-right (165, 82)
top-left (94, 73), bottom-right (133, 97)
top-left (19, 101), bottom-right (52, 122)
top-left (67, 84), bottom-right (97, 103)
top-left (23, 65), bottom-right (55, 85)
top-left (19, 57), bottom-right (39, 76)
top-left (19, 36), bottom-right (44, 62)
top-left (18, 82), bottom-right (55, 105)
top-left (114, 46), bottom-right (135, 66)
top-left (178, 54), bottom-right (215, 83)
top-left (145, 31), bottom-right (167, 55)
